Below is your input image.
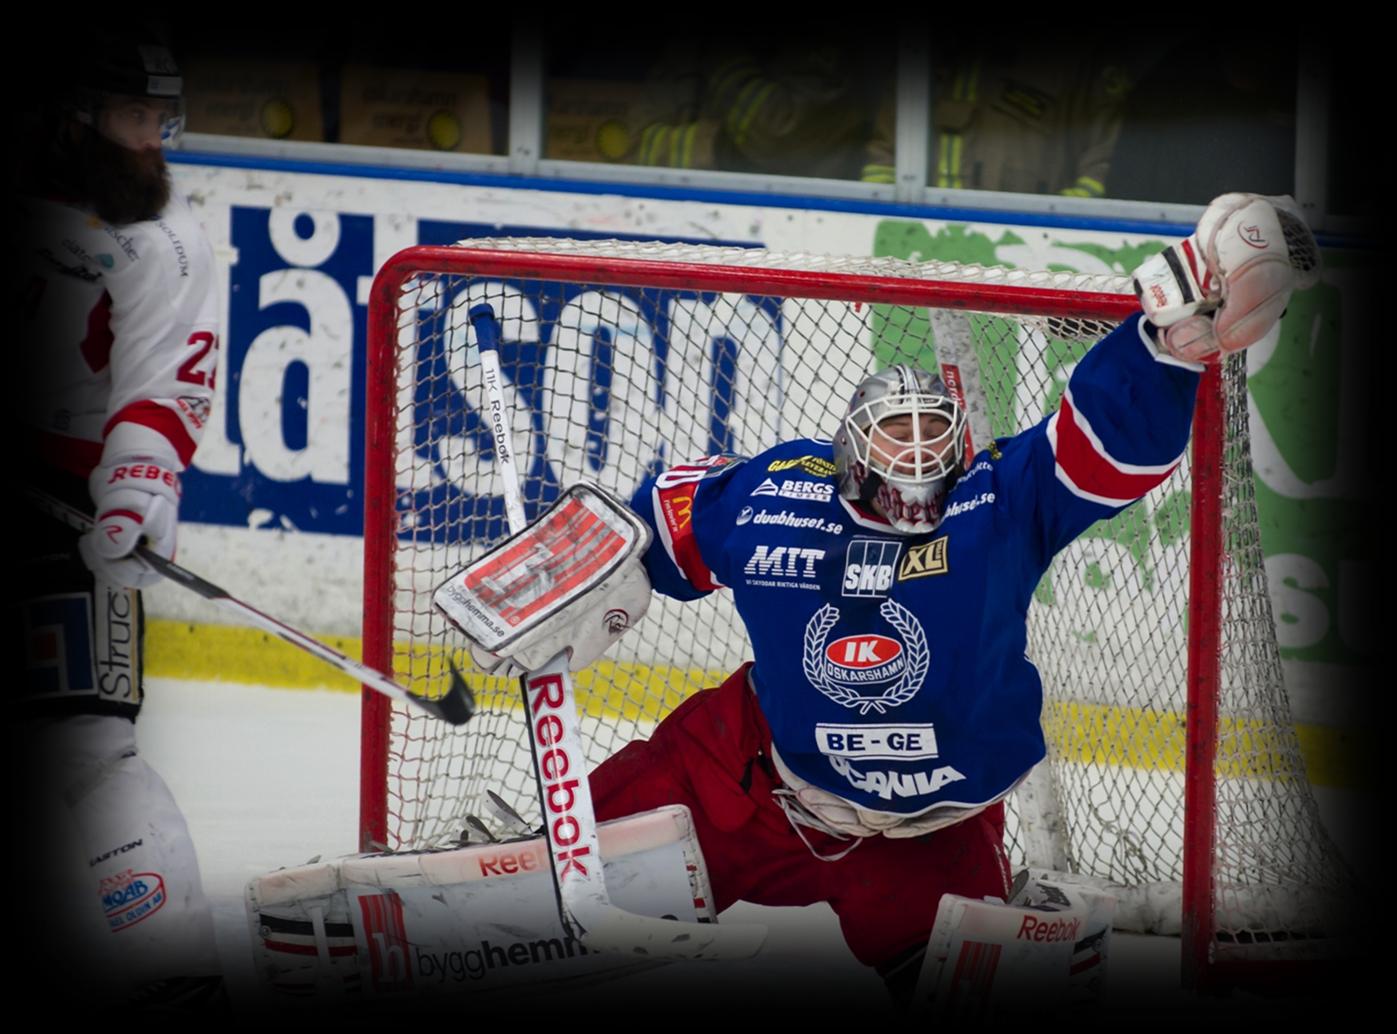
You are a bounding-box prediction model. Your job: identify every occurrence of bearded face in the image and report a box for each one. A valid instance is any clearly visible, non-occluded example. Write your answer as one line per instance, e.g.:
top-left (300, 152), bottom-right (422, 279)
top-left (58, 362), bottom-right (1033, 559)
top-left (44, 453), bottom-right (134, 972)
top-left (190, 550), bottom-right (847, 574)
top-left (77, 124), bottom-right (171, 225)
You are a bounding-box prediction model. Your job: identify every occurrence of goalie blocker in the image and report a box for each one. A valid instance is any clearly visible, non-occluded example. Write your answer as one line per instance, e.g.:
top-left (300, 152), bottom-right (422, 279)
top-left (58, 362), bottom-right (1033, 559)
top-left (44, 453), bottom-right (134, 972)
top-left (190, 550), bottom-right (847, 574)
top-left (434, 483), bottom-right (653, 677)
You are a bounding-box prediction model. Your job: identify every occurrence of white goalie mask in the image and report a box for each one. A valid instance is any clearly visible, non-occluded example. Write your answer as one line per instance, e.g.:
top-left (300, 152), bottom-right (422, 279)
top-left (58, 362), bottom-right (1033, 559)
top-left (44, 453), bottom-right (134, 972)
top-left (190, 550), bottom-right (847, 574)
top-left (833, 364), bottom-right (967, 535)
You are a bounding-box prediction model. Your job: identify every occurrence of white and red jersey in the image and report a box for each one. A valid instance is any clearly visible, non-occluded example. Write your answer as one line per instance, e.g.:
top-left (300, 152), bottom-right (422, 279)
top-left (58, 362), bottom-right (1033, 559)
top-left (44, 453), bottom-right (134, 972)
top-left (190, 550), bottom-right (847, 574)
top-left (23, 192), bottom-right (219, 478)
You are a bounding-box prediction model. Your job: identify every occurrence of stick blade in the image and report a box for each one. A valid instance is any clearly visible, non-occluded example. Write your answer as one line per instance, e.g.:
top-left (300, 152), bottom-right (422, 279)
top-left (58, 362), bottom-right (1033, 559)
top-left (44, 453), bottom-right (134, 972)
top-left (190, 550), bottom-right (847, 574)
top-left (414, 661), bottom-right (477, 726)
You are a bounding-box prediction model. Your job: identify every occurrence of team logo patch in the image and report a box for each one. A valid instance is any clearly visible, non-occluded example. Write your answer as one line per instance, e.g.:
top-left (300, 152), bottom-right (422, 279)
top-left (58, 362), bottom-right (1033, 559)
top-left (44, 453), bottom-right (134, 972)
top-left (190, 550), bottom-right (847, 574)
top-left (842, 539), bottom-right (901, 597)
top-left (176, 395), bottom-right (212, 430)
top-left (101, 870), bottom-right (167, 932)
top-left (825, 634), bottom-right (901, 670)
top-left (767, 455), bottom-right (837, 478)
top-left (898, 536), bottom-right (949, 581)
top-left (803, 602), bottom-right (929, 714)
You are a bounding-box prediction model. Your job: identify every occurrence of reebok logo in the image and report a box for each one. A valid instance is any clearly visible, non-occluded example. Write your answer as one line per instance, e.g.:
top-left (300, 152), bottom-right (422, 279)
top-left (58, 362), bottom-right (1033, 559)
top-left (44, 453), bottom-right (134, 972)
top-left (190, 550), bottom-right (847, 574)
top-left (1017, 914), bottom-right (1082, 944)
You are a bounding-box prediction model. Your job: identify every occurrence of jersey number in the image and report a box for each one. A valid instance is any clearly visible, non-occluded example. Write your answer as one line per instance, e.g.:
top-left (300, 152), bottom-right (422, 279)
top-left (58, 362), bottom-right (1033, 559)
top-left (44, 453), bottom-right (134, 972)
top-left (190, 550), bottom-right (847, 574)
top-left (178, 331), bottom-right (217, 388)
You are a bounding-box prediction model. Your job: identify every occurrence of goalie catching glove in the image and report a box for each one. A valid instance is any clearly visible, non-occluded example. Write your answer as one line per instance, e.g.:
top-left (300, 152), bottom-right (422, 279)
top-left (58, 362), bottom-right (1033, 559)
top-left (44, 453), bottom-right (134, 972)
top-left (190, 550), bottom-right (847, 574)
top-left (1134, 192), bottom-right (1319, 362)
top-left (434, 483), bottom-right (653, 678)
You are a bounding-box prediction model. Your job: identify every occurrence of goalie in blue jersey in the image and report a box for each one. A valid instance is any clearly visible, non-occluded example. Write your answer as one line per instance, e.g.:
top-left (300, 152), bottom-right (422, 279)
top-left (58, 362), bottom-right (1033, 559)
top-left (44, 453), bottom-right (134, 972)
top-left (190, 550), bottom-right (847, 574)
top-left (458, 194), bottom-right (1319, 1002)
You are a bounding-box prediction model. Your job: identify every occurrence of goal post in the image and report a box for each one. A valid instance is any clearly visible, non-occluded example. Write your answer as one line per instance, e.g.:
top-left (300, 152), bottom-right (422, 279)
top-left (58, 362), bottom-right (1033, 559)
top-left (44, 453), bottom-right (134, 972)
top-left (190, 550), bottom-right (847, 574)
top-left (360, 238), bottom-right (1354, 991)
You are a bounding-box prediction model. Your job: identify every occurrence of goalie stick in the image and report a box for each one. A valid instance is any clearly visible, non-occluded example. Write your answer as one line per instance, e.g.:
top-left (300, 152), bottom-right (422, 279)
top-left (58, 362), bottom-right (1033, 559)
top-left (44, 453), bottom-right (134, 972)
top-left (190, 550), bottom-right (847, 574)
top-left (929, 314), bottom-right (1069, 872)
top-left (470, 303), bottom-right (765, 962)
top-left (27, 488), bottom-right (476, 727)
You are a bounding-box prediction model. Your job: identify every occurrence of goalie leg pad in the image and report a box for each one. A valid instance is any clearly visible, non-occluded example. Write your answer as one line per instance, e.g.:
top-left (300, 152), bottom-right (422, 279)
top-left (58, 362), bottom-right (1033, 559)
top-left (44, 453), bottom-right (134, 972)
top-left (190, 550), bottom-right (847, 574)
top-left (246, 806), bottom-right (712, 1000)
top-left (909, 872), bottom-right (1117, 1018)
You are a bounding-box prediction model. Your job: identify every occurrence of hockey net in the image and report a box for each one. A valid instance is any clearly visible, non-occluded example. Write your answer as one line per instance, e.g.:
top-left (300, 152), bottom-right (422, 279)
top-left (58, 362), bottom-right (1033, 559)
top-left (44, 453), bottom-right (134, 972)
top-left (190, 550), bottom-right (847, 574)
top-left (361, 238), bottom-right (1354, 986)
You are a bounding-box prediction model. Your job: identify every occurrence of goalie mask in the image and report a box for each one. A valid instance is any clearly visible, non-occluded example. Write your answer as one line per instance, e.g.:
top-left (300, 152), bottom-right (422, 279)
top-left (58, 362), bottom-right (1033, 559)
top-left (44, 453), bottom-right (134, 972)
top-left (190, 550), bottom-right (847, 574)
top-left (833, 364), bottom-right (967, 535)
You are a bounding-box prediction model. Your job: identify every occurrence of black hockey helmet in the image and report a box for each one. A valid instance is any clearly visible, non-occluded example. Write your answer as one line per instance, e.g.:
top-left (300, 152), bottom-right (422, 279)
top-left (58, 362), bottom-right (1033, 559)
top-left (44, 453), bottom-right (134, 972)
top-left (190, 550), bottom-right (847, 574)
top-left (65, 29), bottom-right (186, 149)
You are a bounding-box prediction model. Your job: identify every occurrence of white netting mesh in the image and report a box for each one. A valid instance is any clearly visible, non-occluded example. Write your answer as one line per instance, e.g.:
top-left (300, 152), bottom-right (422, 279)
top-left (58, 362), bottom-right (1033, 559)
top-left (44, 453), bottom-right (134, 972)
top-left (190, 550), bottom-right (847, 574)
top-left (366, 239), bottom-right (1352, 958)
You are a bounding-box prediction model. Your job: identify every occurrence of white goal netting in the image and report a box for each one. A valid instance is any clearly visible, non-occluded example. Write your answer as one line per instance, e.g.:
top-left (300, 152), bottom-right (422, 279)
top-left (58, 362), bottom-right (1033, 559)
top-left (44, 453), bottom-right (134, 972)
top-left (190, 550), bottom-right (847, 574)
top-left (363, 239), bottom-right (1354, 970)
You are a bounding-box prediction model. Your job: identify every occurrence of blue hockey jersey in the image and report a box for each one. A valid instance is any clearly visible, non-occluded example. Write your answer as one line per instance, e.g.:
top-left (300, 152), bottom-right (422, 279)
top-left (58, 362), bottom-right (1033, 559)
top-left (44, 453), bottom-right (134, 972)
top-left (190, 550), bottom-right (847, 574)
top-left (630, 313), bottom-right (1201, 818)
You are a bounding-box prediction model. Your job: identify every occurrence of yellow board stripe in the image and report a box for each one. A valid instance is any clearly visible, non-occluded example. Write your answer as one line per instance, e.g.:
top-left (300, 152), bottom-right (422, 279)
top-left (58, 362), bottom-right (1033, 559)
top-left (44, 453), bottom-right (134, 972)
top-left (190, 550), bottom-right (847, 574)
top-left (146, 620), bottom-right (1355, 787)
top-left (1042, 700), bottom-right (1355, 786)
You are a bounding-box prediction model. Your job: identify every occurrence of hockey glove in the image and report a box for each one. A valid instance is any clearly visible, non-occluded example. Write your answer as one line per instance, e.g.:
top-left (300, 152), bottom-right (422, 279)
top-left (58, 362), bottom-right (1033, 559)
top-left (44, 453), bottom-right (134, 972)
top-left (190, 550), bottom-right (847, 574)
top-left (79, 454), bottom-right (181, 590)
top-left (1134, 193), bottom-right (1319, 362)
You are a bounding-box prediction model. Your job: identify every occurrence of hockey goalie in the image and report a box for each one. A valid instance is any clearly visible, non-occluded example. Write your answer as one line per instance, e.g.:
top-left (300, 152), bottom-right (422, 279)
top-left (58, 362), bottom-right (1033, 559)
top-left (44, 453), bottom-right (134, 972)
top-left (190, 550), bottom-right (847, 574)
top-left (257, 194), bottom-right (1317, 1010)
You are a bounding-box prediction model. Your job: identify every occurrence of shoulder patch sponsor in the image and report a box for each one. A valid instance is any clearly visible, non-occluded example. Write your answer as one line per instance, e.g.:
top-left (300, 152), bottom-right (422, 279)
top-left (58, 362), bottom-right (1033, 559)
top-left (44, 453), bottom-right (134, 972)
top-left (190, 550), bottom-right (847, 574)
top-left (753, 477), bottom-right (835, 502)
top-left (659, 487), bottom-right (693, 532)
top-left (898, 536), bottom-right (949, 581)
top-left (943, 492), bottom-right (995, 520)
top-left (767, 455), bottom-right (837, 478)
top-left (653, 476), bottom-right (721, 591)
top-left (156, 220), bottom-right (189, 278)
top-left (103, 224), bottom-right (139, 262)
top-left (960, 459), bottom-right (994, 482)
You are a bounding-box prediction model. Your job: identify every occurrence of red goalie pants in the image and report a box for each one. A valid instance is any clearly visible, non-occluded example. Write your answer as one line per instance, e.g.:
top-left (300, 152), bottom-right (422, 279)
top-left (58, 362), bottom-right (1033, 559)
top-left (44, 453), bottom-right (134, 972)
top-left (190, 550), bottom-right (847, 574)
top-left (589, 663), bottom-right (1012, 971)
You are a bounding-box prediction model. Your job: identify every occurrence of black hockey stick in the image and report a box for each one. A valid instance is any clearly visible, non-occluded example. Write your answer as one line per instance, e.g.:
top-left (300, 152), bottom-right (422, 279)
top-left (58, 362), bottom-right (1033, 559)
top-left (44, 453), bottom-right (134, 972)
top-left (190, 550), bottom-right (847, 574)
top-left (27, 487), bottom-right (475, 727)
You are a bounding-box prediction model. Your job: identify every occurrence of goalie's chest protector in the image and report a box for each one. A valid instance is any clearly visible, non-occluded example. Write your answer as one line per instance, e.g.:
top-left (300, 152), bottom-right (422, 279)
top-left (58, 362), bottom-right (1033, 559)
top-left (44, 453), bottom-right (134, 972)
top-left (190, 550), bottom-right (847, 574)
top-left (646, 441), bottom-right (1048, 817)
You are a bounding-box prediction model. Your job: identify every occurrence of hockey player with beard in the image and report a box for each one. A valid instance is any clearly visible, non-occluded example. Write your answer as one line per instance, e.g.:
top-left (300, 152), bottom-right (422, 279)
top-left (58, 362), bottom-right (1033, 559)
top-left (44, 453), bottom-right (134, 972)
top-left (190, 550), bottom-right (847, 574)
top-left (16, 33), bottom-right (223, 1008)
top-left (457, 193), bottom-right (1318, 1005)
